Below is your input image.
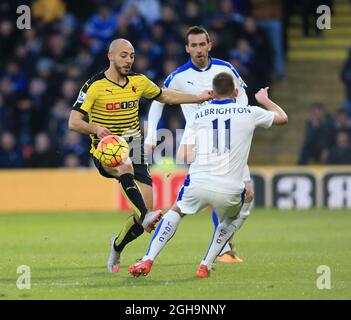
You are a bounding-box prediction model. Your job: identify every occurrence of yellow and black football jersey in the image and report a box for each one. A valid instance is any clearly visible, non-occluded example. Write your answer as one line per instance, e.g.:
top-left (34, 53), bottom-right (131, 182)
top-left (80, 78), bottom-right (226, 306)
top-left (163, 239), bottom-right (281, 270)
top-left (73, 71), bottom-right (162, 154)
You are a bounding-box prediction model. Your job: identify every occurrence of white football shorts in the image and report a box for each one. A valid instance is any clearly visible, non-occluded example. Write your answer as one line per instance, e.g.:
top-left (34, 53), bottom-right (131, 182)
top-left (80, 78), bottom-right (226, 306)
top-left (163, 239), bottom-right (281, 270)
top-left (176, 175), bottom-right (245, 221)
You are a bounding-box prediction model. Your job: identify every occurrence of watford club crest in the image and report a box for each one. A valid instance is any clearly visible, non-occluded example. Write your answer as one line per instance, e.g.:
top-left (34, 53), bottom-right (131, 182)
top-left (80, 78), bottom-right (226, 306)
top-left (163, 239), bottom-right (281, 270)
top-left (132, 86), bottom-right (137, 93)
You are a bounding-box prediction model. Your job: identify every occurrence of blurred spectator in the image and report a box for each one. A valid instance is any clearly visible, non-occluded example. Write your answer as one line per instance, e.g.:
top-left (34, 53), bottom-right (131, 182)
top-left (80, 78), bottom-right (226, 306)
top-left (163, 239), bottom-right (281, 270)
top-left (333, 109), bottom-right (351, 136)
top-left (250, 0), bottom-right (285, 80)
top-left (228, 36), bottom-right (272, 103)
top-left (74, 48), bottom-right (94, 71)
top-left (3, 60), bottom-right (28, 92)
top-left (240, 17), bottom-right (273, 92)
top-left (217, 0), bottom-right (245, 23)
top-left (161, 59), bottom-right (179, 82)
top-left (63, 153), bottom-right (81, 168)
top-left (207, 30), bottom-right (229, 60)
top-left (298, 103), bottom-right (335, 164)
top-left (0, 20), bottom-right (17, 63)
top-left (123, 0), bottom-right (161, 25)
top-left (183, 1), bottom-right (203, 26)
top-left (163, 35), bottom-right (185, 61)
top-left (61, 79), bottom-right (79, 105)
top-left (0, 77), bottom-right (15, 99)
top-left (209, 0), bottom-right (245, 50)
top-left (32, 0), bottom-right (66, 23)
top-left (43, 34), bottom-right (69, 65)
top-left (323, 131), bottom-right (351, 164)
top-left (83, 3), bottom-right (117, 54)
top-left (22, 28), bottom-right (42, 56)
top-left (13, 96), bottom-right (35, 146)
top-left (150, 21), bottom-right (166, 45)
top-left (0, 132), bottom-right (23, 168)
top-left (49, 99), bottom-right (71, 138)
top-left (62, 131), bottom-right (89, 166)
top-left (122, 3), bottom-right (148, 42)
top-left (0, 94), bottom-right (5, 132)
top-left (29, 78), bottom-right (47, 103)
top-left (133, 54), bottom-right (157, 80)
top-left (158, 5), bottom-right (180, 35)
top-left (341, 47), bottom-right (351, 115)
top-left (137, 35), bottom-right (162, 70)
top-left (27, 132), bottom-right (59, 168)
top-left (228, 39), bottom-right (254, 77)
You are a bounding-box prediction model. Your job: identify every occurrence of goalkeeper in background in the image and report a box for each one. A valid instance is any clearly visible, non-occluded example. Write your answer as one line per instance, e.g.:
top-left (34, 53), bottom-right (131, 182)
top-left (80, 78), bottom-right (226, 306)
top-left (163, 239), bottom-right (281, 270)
top-left (68, 38), bottom-right (212, 273)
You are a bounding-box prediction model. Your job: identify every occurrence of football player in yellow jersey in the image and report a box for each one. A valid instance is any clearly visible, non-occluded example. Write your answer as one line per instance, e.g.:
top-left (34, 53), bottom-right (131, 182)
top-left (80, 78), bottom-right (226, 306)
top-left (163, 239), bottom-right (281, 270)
top-left (68, 39), bottom-right (212, 273)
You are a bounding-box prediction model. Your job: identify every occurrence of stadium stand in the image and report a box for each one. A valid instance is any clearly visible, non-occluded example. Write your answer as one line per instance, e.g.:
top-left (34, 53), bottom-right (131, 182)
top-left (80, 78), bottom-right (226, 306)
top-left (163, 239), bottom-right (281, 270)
top-left (250, 0), bottom-right (351, 165)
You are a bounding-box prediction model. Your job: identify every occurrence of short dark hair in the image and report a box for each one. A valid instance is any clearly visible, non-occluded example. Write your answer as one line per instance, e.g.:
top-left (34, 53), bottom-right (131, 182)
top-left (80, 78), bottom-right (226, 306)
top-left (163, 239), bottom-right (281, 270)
top-left (185, 25), bottom-right (210, 45)
top-left (212, 72), bottom-right (235, 96)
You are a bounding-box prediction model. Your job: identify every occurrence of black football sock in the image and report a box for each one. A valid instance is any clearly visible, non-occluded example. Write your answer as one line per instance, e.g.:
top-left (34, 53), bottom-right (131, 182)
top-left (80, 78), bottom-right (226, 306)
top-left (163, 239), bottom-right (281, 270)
top-left (119, 173), bottom-right (148, 221)
top-left (114, 216), bottom-right (144, 252)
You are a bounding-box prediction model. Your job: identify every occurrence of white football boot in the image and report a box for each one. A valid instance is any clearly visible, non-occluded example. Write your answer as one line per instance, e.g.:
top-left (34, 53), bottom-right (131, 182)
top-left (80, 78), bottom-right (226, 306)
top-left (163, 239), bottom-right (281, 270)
top-left (107, 237), bottom-right (121, 273)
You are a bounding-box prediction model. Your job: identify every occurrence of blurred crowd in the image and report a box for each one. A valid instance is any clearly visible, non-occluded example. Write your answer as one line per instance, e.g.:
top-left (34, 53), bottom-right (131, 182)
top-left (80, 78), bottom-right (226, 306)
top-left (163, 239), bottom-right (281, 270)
top-left (0, 0), bottom-right (341, 169)
top-left (299, 45), bottom-right (351, 165)
top-left (298, 103), bottom-right (351, 165)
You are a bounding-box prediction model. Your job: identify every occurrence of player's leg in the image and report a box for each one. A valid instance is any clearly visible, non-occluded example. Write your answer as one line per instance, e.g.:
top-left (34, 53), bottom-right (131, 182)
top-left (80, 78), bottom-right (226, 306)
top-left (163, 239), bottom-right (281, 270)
top-left (103, 160), bottom-right (162, 229)
top-left (196, 192), bottom-right (244, 278)
top-left (103, 158), bottom-right (150, 221)
top-left (227, 180), bottom-right (253, 242)
top-left (128, 175), bottom-right (205, 277)
top-left (104, 161), bottom-right (161, 273)
top-left (216, 166), bottom-right (253, 263)
top-left (113, 181), bottom-right (153, 252)
top-left (198, 217), bottom-right (240, 277)
top-left (128, 204), bottom-right (184, 277)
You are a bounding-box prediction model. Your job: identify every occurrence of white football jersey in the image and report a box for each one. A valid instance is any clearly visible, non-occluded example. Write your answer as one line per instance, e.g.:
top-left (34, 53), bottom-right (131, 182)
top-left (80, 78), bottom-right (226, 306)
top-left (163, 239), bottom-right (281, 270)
top-left (164, 57), bottom-right (248, 122)
top-left (182, 99), bottom-right (274, 194)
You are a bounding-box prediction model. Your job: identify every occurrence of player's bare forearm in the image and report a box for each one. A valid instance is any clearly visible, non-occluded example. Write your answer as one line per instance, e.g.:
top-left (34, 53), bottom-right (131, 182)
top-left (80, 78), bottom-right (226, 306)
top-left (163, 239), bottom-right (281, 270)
top-left (156, 88), bottom-right (212, 105)
top-left (255, 87), bottom-right (288, 125)
top-left (69, 110), bottom-right (96, 135)
top-left (68, 110), bottom-right (112, 138)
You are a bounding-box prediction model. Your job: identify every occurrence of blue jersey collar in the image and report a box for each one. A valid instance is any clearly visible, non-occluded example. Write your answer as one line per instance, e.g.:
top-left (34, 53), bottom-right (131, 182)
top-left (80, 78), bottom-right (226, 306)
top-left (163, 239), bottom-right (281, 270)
top-left (189, 56), bottom-right (213, 72)
top-left (211, 99), bottom-right (236, 104)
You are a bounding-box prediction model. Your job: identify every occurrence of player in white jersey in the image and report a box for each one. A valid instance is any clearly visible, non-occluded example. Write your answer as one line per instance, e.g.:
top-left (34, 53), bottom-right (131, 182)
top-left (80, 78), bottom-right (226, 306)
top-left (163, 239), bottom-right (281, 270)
top-left (145, 26), bottom-right (251, 263)
top-left (129, 73), bottom-right (288, 278)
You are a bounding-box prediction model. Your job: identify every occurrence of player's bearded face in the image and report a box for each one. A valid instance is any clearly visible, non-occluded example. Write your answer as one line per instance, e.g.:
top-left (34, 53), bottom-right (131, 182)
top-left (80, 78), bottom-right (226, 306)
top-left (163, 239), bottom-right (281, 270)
top-left (113, 61), bottom-right (129, 76)
top-left (113, 52), bottom-right (135, 76)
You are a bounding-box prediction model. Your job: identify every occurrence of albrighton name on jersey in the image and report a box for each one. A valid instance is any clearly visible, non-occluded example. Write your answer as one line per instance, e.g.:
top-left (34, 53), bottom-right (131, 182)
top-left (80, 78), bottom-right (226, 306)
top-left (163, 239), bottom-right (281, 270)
top-left (73, 71), bottom-right (162, 154)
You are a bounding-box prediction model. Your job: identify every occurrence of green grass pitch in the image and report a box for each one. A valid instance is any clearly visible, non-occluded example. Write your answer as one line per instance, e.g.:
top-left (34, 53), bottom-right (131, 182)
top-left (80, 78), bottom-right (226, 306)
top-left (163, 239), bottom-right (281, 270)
top-left (0, 209), bottom-right (350, 300)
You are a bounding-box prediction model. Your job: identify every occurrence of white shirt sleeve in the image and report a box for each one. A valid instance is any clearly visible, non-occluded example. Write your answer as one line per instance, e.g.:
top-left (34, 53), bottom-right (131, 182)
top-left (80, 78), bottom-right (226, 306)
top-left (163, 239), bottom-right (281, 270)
top-left (144, 100), bottom-right (165, 145)
top-left (251, 106), bottom-right (275, 128)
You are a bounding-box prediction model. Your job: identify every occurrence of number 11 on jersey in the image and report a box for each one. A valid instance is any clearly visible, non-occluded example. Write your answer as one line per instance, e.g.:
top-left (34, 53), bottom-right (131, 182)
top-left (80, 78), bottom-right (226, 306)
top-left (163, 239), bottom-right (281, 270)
top-left (212, 118), bottom-right (231, 153)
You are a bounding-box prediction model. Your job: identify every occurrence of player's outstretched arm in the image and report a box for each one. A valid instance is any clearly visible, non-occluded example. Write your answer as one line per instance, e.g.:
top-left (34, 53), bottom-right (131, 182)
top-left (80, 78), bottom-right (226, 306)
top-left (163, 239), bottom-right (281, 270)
top-left (255, 87), bottom-right (288, 125)
top-left (155, 88), bottom-right (213, 105)
top-left (68, 110), bottom-right (112, 138)
top-left (144, 100), bottom-right (166, 152)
